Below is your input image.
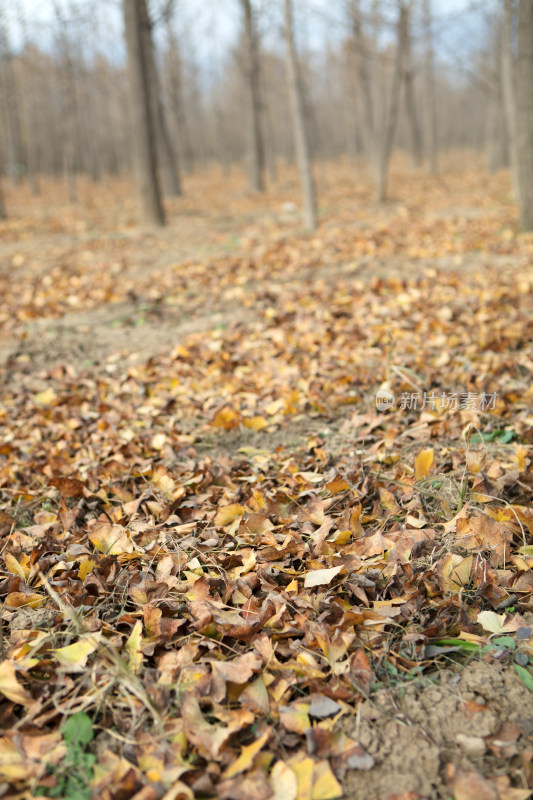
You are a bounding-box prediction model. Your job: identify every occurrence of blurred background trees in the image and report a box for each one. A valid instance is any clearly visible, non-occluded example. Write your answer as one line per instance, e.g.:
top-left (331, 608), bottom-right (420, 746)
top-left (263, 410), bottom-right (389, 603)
top-left (0, 0), bottom-right (530, 228)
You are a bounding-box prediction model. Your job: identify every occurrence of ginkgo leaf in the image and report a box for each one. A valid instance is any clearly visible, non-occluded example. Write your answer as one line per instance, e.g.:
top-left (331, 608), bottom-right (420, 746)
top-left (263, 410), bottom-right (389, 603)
top-left (214, 503), bottom-right (245, 527)
top-left (415, 448), bottom-right (434, 480)
top-left (125, 620), bottom-right (143, 672)
top-left (4, 553), bottom-right (28, 580)
top-left (0, 661), bottom-right (32, 706)
top-left (88, 523), bottom-right (134, 555)
top-left (304, 566), bottom-right (342, 588)
top-left (33, 388), bottom-right (57, 407)
top-left (476, 611), bottom-right (516, 635)
top-left (222, 727), bottom-right (270, 778)
top-left (54, 635), bottom-right (101, 671)
top-left (243, 416), bottom-right (268, 431)
top-left (270, 761), bottom-right (298, 800)
top-left (4, 592), bottom-right (45, 609)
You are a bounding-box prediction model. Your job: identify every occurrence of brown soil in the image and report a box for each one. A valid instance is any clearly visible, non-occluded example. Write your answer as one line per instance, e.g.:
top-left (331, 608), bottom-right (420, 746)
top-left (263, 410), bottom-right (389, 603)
top-left (345, 660), bottom-right (533, 799)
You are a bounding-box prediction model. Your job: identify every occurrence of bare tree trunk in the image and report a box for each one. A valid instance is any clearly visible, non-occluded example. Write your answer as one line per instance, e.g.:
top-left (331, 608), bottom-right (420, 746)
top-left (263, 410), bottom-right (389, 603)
top-left (0, 164), bottom-right (5, 219)
top-left (502, 0), bottom-right (518, 195)
top-left (140, 1), bottom-right (181, 197)
top-left (487, 52), bottom-right (509, 174)
top-left (402, 1), bottom-right (422, 168)
top-left (240, 0), bottom-right (265, 192)
top-left (164, 13), bottom-right (194, 174)
top-left (0, 24), bottom-right (26, 186)
top-left (376, 0), bottom-right (407, 202)
top-left (516, 0), bottom-right (533, 230)
top-left (283, 0), bottom-right (317, 231)
top-left (123, 0), bottom-right (165, 226)
top-left (350, 0), bottom-right (375, 162)
top-left (422, 0), bottom-right (437, 175)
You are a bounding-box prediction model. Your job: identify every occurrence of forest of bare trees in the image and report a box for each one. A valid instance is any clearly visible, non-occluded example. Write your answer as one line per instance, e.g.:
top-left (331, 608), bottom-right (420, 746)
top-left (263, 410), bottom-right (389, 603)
top-left (0, 0), bottom-right (532, 228)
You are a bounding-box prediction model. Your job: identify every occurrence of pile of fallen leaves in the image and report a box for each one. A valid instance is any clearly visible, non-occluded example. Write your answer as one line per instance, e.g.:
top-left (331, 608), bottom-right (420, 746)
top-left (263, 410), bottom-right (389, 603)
top-left (0, 162), bottom-right (533, 800)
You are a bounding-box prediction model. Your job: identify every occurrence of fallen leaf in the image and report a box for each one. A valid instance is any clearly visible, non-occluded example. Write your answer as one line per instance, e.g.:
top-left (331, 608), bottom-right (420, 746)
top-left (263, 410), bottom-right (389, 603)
top-left (0, 661), bottom-right (32, 706)
top-left (304, 566), bottom-right (342, 588)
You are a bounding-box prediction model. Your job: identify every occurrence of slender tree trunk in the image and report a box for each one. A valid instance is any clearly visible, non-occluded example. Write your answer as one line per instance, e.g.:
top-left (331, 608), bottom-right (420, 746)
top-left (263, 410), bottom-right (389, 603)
top-left (516, 0), bottom-right (533, 230)
top-left (240, 0), bottom-right (265, 192)
top-left (283, 0), bottom-right (317, 231)
top-left (0, 167), bottom-right (6, 220)
top-left (350, 0), bottom-right (375, 162)
top-left (402, 1), bottom-right (422, 168)
top-left (123, 0), bottom-right (165, 226)
top-left (502, 0), bottom-right (518, 195)
top-left (140, 1), bottom-right (181, 197)
top-left (0, 24), bottom-right (26, 186)
top-left (165, 24), bottom-right (194, 174)
top-left (487, 58), bottom-right (508, 174)
top-left (261, 77), bottom-right (277, 183)
top-left (422, 0), bottom-right (437, 175)
top-left (376, 0), bottom-right (407, 202)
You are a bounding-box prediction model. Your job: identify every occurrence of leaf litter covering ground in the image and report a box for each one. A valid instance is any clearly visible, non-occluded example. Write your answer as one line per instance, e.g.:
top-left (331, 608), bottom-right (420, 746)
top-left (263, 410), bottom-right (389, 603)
top-left (0, 163), bottom-right (533, 800)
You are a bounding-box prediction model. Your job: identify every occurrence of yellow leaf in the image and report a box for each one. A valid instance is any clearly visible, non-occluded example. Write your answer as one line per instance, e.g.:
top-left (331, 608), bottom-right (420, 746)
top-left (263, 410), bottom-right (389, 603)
top-left (151, 433), bottom-right (167, 451)
top-left (211, 406), bottom-right (240, 429)
top-left (325, 476), bottom-right (350, 495)
top-left (243, 416), bottom-right (268, 431)
top-left (437, 553), bottom-right (473, 593)
top-left (4, 592), bottom-right (45, 609)
top-left (379, 487), bottom-right (400, 512)
top-left (33, 388), bottom-right (57, 407)
top-left (214, 503), bottom-right (245, 527)
top-left (222, 727), bottom-right (270, 778)
top-left (4, 553), bottom-right (28, 580)
top-left (78, 558), bottom-right (96, 580)
top-left (328, 529), bottom-right (351, 545)
top-left (125, 620), bottom-right (143, 673)
top-left (280, 703), bottom-right (311, 734)
top-left (270, 761), bottom-right (298, 800)
top-left (0, 661), bottom-right (32, 706)
top-left (311, 760), bottom-right (343, 800)
top-left (415, 448), bottom-right (434, 480)
top-left (89, 523), bottom-right (134, 555)
top-left (288, 756), bottom-right (314, 800)
top-left (54, 635), bottom-right (100, 671)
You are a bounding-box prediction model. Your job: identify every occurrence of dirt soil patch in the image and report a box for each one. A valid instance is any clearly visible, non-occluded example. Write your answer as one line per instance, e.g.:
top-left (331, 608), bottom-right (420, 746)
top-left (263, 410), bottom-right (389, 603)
top-left (345, 660), bottom-right (533, 799)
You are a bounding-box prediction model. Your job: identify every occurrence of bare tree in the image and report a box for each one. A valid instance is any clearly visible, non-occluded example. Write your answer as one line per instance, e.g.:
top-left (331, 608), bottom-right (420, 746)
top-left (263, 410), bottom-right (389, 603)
top-left (349, 0), bottom-right (376, 163)
top-left (402, 0), bottom-right (422, 168)
top-left (142, 2), bottom-right (181, 197)
top-left (0, 158), bottom-right (5, 219)
top-left (283, 0), bottom-right (317, 230)
top-left (0, 21), bottom-right (25, 187)
top-left (240, 0), bottom-right (265, 192)
top-left (502, 0), bottom-right (518, 193)
top-left (375, 1), bottom-right (408, 202)
top-left (123, 0), bottom-right (165, 226)
top-left (486, 13), bottom-right (508, 175)
top-left (515, 0), bottom-right (533, 230)
top-left (422, 0), bottom-right (437, 174)
top-left (162, 0), bottom-right (194, 173)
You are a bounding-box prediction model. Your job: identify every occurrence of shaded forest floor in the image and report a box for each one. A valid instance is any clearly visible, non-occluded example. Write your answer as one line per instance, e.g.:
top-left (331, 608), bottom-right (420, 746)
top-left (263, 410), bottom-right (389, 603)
top-left (1, 158), bottom-right (533, 800)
